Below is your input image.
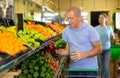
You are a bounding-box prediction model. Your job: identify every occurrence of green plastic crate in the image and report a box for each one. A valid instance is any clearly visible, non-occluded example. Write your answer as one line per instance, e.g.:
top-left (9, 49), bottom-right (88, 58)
top-left (110, 44), bottom-right (120, 60)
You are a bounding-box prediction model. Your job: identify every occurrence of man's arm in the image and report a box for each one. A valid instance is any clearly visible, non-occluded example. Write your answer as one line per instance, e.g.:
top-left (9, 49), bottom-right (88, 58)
top-left (71, 41), bottom-right (102, 61)
top-left (84, 41), bottom-right (102, 57)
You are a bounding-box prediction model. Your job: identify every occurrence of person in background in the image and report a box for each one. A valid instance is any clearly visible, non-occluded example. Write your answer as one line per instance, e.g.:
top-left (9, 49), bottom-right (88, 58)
top-left (95, 13), bottom-right (116, 78)
top-left (55, 6), bottom-right (102, 78)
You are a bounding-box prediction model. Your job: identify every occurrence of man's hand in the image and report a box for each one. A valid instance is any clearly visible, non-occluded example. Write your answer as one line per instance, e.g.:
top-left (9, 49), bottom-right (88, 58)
top-left (55, 49), bottom-right (65, 55)
top-left (71, 51), bottom-right (85, 61)
top-left (55, 43), bottom-right (70, 56)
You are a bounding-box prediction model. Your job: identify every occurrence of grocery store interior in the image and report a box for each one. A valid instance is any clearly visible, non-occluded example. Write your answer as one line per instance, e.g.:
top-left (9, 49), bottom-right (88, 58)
top-left (0, 0), bottom-right (120, 78)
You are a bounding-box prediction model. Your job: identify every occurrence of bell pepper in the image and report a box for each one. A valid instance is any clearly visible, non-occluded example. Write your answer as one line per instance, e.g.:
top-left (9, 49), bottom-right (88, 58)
top-left (54, 39), bottom-right (67, 49)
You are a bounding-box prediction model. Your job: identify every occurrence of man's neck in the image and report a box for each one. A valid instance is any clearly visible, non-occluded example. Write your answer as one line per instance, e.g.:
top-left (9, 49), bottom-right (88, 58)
top-left (74, 21), bottom-right (83, 30)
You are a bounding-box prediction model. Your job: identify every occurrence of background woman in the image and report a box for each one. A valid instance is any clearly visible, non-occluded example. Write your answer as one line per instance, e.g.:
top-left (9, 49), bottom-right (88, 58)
top-left (95, 13), bottom-right (116, 78)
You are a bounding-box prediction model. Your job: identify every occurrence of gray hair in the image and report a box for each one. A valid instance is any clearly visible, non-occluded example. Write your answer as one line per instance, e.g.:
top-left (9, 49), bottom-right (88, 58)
top-left (65, 6), bottom-right (81, 17)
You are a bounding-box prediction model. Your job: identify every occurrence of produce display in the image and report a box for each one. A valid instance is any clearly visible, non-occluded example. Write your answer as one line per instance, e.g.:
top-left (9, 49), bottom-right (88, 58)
top-left (18, 28), bottom-right (44, 48)
top-left (0, 26), bottom-right (16, 36)
top-left (0, 26), bottom-right (27, 56)
top-left (15, 47), bottom-right (59, 78)
top-left (24, 21), bottom-right (62, 40)
top-left (46, 23), bottom-right (63, 35)
top-left (17, 21), bottom-right (64, 49)
top-left (0, 20), bottom-right (66, 78)
top-left (0, 21), bottom-right (65, 56)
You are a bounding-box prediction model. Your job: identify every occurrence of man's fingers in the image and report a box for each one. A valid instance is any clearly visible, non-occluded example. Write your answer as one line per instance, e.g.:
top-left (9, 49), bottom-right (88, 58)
top-left (71, 55), bottom-right (78, 61)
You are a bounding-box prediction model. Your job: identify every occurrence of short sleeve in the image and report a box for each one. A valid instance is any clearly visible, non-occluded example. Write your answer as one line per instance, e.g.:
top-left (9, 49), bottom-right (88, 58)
top-left (89, 26), bottom-right (100, 42)
top-left (109, 26), bottom-right (114, 36)
top-left (62, 28), bottom-right (68, 42)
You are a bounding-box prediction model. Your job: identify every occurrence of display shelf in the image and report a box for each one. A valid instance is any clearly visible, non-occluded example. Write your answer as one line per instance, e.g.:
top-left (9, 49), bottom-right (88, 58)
top-left (0, 60), bottom-right (15, 73)
top-left (0, 35), bottom-right (61, 74)
top-left (15, 50), bottom-right (33, 64)
top-left (0, 50), bottom-right (33, 73)
top-left (54, 57), bottom-right (67, 78)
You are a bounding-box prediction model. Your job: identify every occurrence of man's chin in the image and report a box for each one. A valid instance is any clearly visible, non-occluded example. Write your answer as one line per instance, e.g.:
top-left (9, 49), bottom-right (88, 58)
top-left (69, 24), bottom-right (74, 27)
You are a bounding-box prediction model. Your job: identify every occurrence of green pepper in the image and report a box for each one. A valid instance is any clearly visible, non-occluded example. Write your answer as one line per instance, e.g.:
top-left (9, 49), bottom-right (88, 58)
top-left (23, 69), bottom-right (28, 74)
top-left (33, 72), bottom-right (39, 78)
top-left (21, 61), bottom-right (28, 65)
top-left (18, 74), bottom-right (26, 78)
top-left (44, 62), bottom-right (49, 68)
top-left (21, 64), bottom-right (27, 70)
top-left (54, 39), bottom-right (67, 49)
top-left (41, 66), bottom-right (46, 72)
top-left (34, 66), bottom-right (39, 71)
top-left (29, 68), bottom-right (34, 73)
top-left (39, 60), bottom-right (44, 65)
top-left (27, 74), bottom-right (32, 78)
top-left (40, 71), bottom-right (45, 77)
top-left (28, 63), bottom-right (34, 68)
top-left (46, 72), bottom-right (51, 78)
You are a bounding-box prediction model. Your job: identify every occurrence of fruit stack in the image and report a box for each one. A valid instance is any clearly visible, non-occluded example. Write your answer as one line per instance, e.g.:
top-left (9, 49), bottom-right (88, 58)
top-left (0, 26), bottom-right (27, 56)
top-left (0, 26), bottom-right (28, 66)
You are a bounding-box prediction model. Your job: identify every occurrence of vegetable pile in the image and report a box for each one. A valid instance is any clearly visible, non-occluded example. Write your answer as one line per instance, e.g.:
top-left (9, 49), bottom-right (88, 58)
top-left (17, 51), bottom-right (59, 78)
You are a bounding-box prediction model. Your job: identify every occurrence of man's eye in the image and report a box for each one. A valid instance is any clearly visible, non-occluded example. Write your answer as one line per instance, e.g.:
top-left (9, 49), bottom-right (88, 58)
top-left (70, 17), bottom-right (74, 20)
top-left (67, 17), bottom-right (74, 20)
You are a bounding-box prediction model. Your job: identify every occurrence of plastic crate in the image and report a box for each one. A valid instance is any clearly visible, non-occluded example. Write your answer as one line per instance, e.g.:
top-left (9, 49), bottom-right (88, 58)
top-left (110, 44), bottom-right (120, 60)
